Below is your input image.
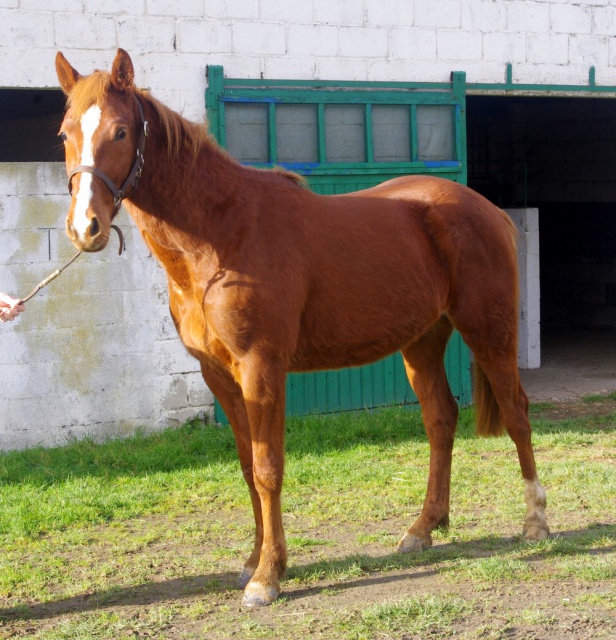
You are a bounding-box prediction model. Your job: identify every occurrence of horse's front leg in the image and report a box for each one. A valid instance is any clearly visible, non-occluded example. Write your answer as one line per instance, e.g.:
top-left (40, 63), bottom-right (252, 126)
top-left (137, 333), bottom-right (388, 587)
top-left (198, 360), bottom-right (263, 587)
top-left (239, 359), bottom-right (288, 608)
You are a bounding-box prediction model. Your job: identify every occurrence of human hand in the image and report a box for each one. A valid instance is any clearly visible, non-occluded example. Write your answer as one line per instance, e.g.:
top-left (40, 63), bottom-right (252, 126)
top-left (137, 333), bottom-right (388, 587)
top-left (0, 292), bottom-right (25, 322)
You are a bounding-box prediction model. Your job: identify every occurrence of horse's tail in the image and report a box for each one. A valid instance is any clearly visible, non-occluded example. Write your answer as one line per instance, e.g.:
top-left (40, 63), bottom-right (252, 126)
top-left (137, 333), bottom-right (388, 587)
top-left (472, 206), bottom-right (519, 438)
top-left (472, 361), bottom-right (506, 437)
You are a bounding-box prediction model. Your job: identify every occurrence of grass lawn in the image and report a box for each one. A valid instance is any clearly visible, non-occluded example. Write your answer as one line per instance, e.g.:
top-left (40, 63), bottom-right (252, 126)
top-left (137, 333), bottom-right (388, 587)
top-left (0, 398), bottom-right (614, 639)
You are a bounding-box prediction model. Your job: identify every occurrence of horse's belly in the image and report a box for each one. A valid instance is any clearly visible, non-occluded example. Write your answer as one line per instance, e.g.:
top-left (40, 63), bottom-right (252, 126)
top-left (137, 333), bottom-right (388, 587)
top-left (290, 312), bottom-right (434, 372)
top-left (290, 341), bottom-right (404, 372)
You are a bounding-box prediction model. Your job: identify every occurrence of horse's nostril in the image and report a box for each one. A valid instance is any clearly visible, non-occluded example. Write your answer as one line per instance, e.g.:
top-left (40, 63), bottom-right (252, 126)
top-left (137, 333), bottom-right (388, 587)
top-left (90, 217), bottom-right (100, 237)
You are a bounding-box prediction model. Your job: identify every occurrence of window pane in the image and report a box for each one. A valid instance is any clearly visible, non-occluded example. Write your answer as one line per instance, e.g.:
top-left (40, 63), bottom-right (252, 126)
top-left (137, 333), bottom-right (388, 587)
top-left (417, 105), bottom-right (455, 161)
top-left (224, 103), bottom-right (268, 162)
top-left (325, 104), bottom-right (365, 163)
top-left (372, 105), bottom-right (410, 162)
top-left (276, 104), bottom-right (318, 163)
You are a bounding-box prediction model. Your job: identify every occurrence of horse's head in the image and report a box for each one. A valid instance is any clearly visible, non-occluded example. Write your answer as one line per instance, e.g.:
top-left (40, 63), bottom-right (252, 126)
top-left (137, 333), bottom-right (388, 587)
top-left (55, 49), bottom-right (147, 252)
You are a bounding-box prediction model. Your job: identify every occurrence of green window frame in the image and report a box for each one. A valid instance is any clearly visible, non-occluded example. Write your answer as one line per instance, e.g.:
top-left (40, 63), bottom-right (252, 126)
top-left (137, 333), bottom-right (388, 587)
top-left (206, 67), bottom-right (468, 183)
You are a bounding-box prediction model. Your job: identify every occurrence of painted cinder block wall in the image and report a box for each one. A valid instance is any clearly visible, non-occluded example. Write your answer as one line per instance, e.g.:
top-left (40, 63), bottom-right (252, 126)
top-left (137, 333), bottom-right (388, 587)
top-left (2, 0), bottom-right (616, 449)
top-left (0, 163), bottom-right (213, 450)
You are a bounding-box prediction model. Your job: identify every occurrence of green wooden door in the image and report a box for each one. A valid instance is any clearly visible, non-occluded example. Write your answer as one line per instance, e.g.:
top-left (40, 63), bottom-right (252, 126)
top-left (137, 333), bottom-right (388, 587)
top-left (206, 69), bottom-right (471, 421)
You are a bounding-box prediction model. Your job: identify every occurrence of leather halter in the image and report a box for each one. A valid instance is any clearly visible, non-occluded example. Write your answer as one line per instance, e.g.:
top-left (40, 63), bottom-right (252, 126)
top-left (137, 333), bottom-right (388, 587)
top-left (67, 95), bottom-right (149, 213)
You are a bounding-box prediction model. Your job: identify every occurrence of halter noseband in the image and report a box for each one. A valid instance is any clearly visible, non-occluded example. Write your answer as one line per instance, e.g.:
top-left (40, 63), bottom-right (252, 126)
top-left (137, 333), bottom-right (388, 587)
top-left (67, 95), bottom-right (149, 213)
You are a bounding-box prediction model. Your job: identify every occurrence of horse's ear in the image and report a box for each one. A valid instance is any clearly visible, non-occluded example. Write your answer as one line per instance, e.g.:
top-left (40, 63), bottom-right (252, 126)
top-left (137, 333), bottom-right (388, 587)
top-left (111, 48), bottom-right (134, 90)
top-left (55, 52), bottom-right (81, 95)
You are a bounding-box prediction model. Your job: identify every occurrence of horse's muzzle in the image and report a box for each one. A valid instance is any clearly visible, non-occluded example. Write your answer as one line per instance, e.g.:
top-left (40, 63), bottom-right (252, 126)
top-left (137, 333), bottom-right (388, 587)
top-left (66, 214), bottom-right (108, 253)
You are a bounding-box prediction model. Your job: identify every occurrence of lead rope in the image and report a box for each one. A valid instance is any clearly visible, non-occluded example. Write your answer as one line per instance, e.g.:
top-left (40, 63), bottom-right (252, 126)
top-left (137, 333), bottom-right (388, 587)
top-left (18, 224), bottom-right (125, 304)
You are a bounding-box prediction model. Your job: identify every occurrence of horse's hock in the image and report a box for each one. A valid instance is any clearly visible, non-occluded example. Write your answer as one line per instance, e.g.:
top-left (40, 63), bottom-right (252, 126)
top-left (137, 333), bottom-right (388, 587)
top-left (0, 162), bottom-right (213, 451)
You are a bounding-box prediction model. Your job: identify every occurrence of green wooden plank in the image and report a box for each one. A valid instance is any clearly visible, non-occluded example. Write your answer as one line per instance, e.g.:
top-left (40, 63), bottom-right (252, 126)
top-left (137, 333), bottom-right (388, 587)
top-left (221, 90), bottom-right (460, 106)
top-left (302, 371), bottom-right (315, 414)
top-left (220, 66), bottom-right (616, 97)
top-left (446, 333), bottom-right (460, 398)
top-left (373, 359), bottom-right (386, 406)
top-left (258, 163), bottom-right (463, 177)
top-left (222, 77), bottom-right (462, 91)
top-left (361, 362), bottom-right (373, 408)
top-left (326, 370), bottom-right (339, 413)
top-left (349, 366), bottom-right (363, 409)
top-left (315, 370), bottom-right (328, 413)
top-left (410, 104), bottom-right (418, 162)
top-left (286, 373), bottom-right (297, 416)
top-left (384, 355), bottom-right (395, 403)
top-left (268, 102), bottom-right (277, 164)
top-left (365, 103), bottom-right (374, 163)
top-left (317, 103), bottom-right (326, 163)
top-left (337, 368), bottom-right (350, 412)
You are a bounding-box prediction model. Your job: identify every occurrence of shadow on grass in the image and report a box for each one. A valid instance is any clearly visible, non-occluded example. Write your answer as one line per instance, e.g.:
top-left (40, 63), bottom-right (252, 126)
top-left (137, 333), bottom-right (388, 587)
top-left (1, 523), bottom-right (613, 623)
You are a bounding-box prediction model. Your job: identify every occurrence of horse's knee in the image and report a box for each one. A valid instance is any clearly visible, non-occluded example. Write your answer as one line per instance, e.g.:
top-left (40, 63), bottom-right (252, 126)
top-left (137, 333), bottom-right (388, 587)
top-left (423, 399), bottom-right (458, 447)
top-left (253, 456), bottom-right (283, 494)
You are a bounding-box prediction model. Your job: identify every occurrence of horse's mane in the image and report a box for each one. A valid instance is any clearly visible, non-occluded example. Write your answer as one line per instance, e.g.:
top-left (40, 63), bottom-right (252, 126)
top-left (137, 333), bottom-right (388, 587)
top-left (272, 166), bottom-right (307, 188)
top-left (66, 70), bottom-right (111, 115)
top-left (135, 88), bottom-right (210, 162)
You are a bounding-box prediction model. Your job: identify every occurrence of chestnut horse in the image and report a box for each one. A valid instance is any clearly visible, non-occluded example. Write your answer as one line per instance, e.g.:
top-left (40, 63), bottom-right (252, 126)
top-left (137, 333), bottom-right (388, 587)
top-left (55, 49), bottom-right (549, 607)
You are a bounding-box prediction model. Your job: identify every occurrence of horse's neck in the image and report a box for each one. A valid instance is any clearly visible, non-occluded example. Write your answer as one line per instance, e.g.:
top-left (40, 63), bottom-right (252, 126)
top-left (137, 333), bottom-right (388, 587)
top-left (125, 127), bottom-right (243, 257)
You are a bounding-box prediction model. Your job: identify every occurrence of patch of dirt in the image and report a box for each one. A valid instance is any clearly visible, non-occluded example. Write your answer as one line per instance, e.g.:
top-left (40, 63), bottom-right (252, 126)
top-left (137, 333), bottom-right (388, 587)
top-left (531, 397), bottom-right (616, 421)
top-left (520, 328), bottom-right (616, 405)
top-left (1, 513), bottom-right (614, 639)
top-left (0, 398), bottom-right (614, 639)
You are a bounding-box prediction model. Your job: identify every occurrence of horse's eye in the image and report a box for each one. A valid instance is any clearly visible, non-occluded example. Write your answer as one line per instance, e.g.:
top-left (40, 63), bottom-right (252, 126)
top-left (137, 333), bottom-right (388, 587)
top-left (59, 131), bottom-right (67, 142)
top-left (115, 129), bottom-right (127, 141)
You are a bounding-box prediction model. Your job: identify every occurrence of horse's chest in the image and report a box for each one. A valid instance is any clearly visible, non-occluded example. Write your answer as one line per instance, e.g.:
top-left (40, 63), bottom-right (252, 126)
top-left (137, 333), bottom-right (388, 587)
top-left (171, 289), bottom-right (246, 372)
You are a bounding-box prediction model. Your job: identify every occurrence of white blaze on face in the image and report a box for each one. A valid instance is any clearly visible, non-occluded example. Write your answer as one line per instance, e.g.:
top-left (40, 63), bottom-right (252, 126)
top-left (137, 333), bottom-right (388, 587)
top-left (72, 105), bottom-right (102, 241)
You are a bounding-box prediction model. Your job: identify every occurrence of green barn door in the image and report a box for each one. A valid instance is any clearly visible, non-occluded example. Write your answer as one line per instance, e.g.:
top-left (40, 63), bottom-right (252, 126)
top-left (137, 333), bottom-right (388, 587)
top-left (206, 69), bottom-right (471, 421)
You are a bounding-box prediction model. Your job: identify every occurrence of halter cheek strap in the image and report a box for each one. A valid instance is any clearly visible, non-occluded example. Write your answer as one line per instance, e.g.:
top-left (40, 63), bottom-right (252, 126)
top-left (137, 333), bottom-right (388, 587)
top-left (67, 95), bottom-right (149, 213)
top-left (68, 165), bottom-right (125, 209)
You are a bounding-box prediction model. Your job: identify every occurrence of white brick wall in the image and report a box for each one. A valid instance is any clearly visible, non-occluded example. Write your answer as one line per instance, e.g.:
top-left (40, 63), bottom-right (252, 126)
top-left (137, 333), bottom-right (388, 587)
top-left (1, 1), bottom-right (615, 121)
top-left (507, 209), bottom-right (541, 370)
top-left (0, 164), bottom-right (212, 451)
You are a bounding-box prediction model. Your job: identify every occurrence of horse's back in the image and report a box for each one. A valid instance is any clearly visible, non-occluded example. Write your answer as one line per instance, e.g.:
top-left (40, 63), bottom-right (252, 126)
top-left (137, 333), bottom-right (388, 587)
top-left (358, 175), bottom-right (520, 345)
top-left (315, 174), bottom-right (517, 283)
top-left (348, 174), bottom-right (518, 278)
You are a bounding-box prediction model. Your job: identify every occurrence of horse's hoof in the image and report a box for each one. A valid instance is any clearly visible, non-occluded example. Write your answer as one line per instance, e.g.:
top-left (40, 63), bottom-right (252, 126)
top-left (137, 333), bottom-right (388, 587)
top-left (238, 567), bottom-right (255, 589)
top-left (523, 524), bottom-right (550, 543)
top-left (241, 581), bottom-right (280, 608)
top-left (396, 532), bottom-right (431, 553)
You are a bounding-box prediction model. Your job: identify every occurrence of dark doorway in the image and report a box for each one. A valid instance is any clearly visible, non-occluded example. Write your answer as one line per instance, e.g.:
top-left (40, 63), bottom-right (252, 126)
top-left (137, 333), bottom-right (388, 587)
top-left (0, 88), bottom-right (66, 162)
top-left (467, 94), bottom-right (616, 382)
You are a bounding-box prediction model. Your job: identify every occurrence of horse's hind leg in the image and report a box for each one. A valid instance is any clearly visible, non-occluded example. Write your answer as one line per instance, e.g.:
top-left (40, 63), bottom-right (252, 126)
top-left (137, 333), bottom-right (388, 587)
top-left (454, 309), bottom-right (550, 543)
top-left (398, 315), bottom-right (459, 552)
top-left (472, 352), bottom-right (550, 542)
top-left (198, 361), bottom-right (264, 588)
